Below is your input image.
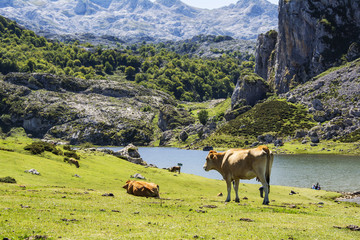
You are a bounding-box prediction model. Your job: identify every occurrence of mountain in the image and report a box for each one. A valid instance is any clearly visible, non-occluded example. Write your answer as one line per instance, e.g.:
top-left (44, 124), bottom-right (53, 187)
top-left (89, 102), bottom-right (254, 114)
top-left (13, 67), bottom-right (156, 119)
top-left (0, 0), bottom-right (278, 42)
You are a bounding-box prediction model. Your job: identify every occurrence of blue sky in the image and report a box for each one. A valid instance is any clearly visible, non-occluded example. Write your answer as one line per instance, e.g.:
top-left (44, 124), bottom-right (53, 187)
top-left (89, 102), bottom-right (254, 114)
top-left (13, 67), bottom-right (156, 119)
top-left (168, 0), bottom-right (278, 9)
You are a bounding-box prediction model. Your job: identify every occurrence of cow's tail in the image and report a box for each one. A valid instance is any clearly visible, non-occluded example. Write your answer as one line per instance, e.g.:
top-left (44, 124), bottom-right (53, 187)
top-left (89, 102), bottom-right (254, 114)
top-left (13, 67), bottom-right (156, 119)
top-left (262, 146), bottom-right (272, 193)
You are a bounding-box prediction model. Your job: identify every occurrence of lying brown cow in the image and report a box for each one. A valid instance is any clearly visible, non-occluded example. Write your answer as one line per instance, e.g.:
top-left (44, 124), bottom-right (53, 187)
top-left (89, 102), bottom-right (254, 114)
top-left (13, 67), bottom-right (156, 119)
top-left (203, 145), bottom-right (273, 205)
top-left (64, 157), bottom-right (80, 168)
top-left (169, 166), bottom-right (181, 174)
top-left (122, 180), bottom-right (159, 198)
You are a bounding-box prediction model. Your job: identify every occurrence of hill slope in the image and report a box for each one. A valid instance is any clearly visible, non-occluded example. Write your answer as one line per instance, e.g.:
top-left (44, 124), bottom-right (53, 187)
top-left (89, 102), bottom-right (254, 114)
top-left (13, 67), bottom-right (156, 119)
top-left (1, 134), bottom-right (359, 239)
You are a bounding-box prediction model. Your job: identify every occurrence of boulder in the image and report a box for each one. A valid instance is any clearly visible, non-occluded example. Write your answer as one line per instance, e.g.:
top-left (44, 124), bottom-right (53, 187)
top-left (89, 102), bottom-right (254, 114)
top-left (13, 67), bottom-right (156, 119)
top-left (231, 74), bottom-right (270, 110)
top-left (179, 131), bottom-right (188, 142)
top-left (274, 139), bottom-right (284, 147)
top-left (346, 42), bottom-right (360, 62)
top-left (131, 173), bottom-right (145, 179)
top-left (257, 133), bottom-right (276, 144)
top-left (114, 144), bottom-right (147, 166)
top-left (24, 169), bottom-right (40, 175)
top-left (294, 129), bottom-right (308, 139)
top-left (312, 99), bottom-right (323, 111)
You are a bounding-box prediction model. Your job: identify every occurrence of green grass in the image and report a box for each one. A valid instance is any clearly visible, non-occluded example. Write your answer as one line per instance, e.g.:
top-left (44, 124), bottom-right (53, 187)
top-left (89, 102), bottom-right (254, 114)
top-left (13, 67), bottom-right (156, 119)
top-left (1, 134), bottom-right (360, 239)
top-left (270, 139), bottom-right (360, 155)
top-left (185, 98), bottom-right (231, 120)
top-left (196, 98), bottom-right (317, 149)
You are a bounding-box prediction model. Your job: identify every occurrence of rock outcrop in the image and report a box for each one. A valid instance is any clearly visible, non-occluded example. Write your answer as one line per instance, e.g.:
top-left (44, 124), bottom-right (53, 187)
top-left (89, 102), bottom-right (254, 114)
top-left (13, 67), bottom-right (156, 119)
top-left (158, 105), bottom-right (195, 132)
top-left (254, 30), bottom-right (277, 82)
top-left (114, 144), bottom-right (147, 166)
top-left (256, 0), bottom-right (360, 93)
top-left (0, 73), bottom-right (175, 145)
top-left (281, 58), bottom-right (360, 142)
top-left (231, 73), bottom-right (270, 110)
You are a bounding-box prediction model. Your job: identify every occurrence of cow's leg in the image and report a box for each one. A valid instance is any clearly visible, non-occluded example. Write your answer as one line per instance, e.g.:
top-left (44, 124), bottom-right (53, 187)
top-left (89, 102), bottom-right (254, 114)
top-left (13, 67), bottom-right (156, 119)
top-left (233, 179), bottom-right (240, 202)
top-left (225, 179), bottom-right (232, 202)
top-left (256, 175), bottom-right (270, 205)
top-left (259, 186), bottom-right (264, 198)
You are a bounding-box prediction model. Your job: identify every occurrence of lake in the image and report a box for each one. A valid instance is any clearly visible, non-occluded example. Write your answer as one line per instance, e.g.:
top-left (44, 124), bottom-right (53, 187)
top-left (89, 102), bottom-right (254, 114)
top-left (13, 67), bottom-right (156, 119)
top-left (109, 147), bottom-right (360, 192)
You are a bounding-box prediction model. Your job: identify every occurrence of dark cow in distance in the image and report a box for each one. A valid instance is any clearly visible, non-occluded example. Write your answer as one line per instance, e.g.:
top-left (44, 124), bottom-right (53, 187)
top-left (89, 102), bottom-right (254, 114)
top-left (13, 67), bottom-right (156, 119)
top-left (64, 157), bottom-right (80, 168)
top-left (169, 166), bottom-right (181, 174)
top-left (122, 180), bottom-right (159, 198)
top-left (203, 145), bottom-right (274, 205)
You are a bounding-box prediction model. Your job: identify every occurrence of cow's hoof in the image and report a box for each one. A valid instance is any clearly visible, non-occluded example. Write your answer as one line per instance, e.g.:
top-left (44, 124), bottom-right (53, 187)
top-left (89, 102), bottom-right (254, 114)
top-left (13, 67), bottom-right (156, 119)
top-left (262, 200), bottom-right (269, 205)
top-left (225, 199), bottom-right (230, 203)
top-left (259, 187), bottom-right (264, 198)
top-left (235, 198), bottom-right (240, 203)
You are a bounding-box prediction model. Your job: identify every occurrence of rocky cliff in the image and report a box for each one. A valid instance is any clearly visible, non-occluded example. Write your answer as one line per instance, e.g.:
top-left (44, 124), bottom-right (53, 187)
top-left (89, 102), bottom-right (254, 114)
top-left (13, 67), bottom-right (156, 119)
top-left (0, 73), bottom-right (179, 145)
top-left (256, 0), bottom-right (360, 93)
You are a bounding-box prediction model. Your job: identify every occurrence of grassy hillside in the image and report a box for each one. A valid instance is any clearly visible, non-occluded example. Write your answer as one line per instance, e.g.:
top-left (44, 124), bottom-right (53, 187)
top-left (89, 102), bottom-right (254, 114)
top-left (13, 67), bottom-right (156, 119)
top-left (199, 98), bottom-right (316, 148)
top-left (1, 132), bottom-right (359, 239)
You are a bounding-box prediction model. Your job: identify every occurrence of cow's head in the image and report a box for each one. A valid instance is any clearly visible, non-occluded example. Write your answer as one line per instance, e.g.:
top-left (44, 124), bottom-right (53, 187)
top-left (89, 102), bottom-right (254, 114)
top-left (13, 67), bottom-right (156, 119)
top-left (122, 180), bottom-right (131, 189)
top-left (203, 150), bottom-right (218, 171)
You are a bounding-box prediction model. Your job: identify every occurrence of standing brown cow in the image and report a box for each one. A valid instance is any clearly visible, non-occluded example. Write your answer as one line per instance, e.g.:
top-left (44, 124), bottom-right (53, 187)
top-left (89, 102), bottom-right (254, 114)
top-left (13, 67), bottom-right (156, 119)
top-left (203, 145), bottom-right (273, 205)
top-left (122, 180), bottom-right (160, 198)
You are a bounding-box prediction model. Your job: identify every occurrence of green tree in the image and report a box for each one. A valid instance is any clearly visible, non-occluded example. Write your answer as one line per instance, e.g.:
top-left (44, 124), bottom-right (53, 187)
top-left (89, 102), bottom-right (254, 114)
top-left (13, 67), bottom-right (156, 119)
top-left (125, 66), bottom-right (136, 80)
top-left (104, 61), bottom-right (113, 74)
top-left (198, 110), bottom-right (209, 125)
top-left (27, 59), bottom-right (36, 72)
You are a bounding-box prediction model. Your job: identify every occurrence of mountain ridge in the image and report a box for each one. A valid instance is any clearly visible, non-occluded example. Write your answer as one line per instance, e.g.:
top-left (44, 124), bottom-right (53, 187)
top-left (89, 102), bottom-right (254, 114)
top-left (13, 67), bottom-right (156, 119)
top-left (0, 0), bottom-right (278, 41)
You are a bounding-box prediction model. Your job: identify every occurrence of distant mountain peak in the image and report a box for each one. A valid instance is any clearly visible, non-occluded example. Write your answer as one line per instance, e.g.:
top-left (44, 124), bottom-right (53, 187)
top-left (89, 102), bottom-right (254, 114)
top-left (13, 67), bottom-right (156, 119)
top-left (156, 0), bottom-right (182, 7)
top-left (0, 0), bottom-right (278, 41)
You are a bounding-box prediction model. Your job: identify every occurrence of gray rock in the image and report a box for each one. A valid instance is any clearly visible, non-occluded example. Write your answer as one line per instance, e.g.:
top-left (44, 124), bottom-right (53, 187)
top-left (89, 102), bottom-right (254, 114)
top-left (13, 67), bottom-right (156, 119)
top-left (294, 129), bottom-right (308, 139)
top-left (131, 173), bottom-right (145, 179)
top-left (231, 74), bottom-right (270, 110)
top-left (311, 136), bottom-right (320, 144)
top-left (114, 144), bottom-right (147, 166)
top-left (179, 131), bottom-right (188, 142)
top-left (312, 99), bottom-right (323, 111)
top-left (255, 30), bottom-right (278, 81)
top-left (25, 169), bottom-right (40, 175)
top-left (257, 133), bottom-right (276, 144)
top-left (274, 139), bottom-right (283, 147)
top-left (159, 130), bottom-right (174, 146)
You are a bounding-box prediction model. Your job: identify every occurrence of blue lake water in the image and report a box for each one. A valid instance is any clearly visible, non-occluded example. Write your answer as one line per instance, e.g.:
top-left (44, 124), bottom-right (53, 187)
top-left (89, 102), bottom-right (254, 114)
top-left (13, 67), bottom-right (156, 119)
top-left (109, 147), bottom-right (360, 192)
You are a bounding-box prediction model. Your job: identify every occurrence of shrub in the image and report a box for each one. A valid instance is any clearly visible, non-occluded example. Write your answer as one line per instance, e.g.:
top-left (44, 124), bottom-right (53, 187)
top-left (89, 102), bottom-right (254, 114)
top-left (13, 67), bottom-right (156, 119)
top-left (0, 176), bottom-right (16, 183)
top-left (24, 141), bottom-right (62, 155)
top-left (63, 145), bottom-right (73, 151)
top-left (64, 151), bottom-right (80, 160)
top-left (198, 109), bottom-right (209, 125)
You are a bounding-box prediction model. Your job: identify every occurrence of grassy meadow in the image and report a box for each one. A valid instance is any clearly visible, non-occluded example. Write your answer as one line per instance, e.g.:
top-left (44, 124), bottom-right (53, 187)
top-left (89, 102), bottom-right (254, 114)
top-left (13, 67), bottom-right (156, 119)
top-left (0, 133), bottom-right (359, 239)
